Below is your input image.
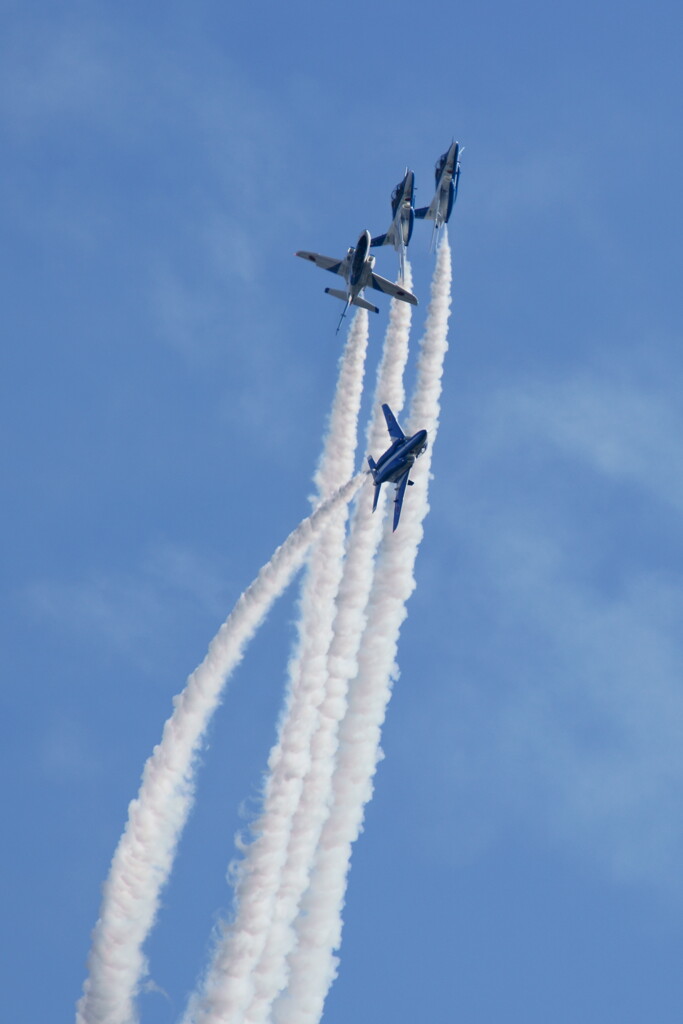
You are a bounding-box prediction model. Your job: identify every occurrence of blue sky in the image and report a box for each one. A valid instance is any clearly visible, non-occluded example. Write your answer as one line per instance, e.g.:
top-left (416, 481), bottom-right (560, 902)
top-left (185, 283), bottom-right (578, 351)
top-left (3, 1), bottom-right (683, 1021)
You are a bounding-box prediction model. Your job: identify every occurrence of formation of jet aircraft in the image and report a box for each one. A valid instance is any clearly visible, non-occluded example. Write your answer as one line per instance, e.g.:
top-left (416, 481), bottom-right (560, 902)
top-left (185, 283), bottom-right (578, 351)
top-left (295, 140), bottom-right (458, 527)
top-left (296, 139), bottom-right (461, 304)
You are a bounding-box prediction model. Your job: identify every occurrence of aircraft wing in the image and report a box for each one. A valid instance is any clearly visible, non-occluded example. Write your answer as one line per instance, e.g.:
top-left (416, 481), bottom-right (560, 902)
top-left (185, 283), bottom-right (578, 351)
top-left (295, 251), bottom-right (345, 275)
top-left (381, 403), bottom-right (406, 441)
top-left (414, 195), bottom-right (439, 221)
top-left (368, 273), bottom-right (418, 305)
top-left (392, 468), bottom-right (411, 531)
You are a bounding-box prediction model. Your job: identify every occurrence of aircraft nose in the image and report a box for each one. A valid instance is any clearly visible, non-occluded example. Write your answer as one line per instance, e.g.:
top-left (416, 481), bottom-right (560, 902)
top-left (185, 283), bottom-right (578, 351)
top-left (415, 429), bottom-right (428, 453)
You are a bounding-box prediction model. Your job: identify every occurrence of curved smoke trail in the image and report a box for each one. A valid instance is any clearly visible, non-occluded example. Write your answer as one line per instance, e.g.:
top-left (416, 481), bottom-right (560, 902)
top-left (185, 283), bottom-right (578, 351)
top-left (241, 269), bottom-right (415, 1024)
top-left (274, 236), bottom-right (452, 1024)
top-left (184, 311), bottom-right (370, 1024)
top-left (76, 472), bottom-right (365, 1024)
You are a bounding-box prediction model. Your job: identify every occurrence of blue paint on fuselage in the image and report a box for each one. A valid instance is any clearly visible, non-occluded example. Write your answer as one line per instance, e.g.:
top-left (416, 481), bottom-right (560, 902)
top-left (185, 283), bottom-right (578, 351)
top-left (434, 141), bottom-right (459, 182)
top-left (390, 184), bottom-right (403, 218)
top-left (404, 206), bottom-right (415, 246)
top-left (433, 143), bottom-right (460, 221)
top-left (350, 230), bottom-right (371, 287)
top-left (373, 429), bottom-right (428, 484)
top-left (388, 171), bottom-right (415, 248)
top-left (444, 180), bottom-right (455, 224)
top-left (390, 170), bottom-right (413, 214)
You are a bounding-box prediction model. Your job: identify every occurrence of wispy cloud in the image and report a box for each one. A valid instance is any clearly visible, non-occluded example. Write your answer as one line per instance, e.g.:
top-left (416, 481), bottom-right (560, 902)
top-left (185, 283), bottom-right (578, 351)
top-left (1, 10), bottom-right (303, 346)
top-left (0, 16), bottom-right (119, 131)
top-left (39, 714), bottom-right (101, 785)
top-left (475, 140), bottom-right (588, 225)
top-left (24, 542), bottom-right (235, 669)
top-left (480, 369), bottom-right (683, 511)
top-left (410, 364), bottom-right (683, 895)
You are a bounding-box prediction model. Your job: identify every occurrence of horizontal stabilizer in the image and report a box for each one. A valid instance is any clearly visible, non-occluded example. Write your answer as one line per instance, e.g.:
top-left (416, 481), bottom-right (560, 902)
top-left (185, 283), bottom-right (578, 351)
top-left (325, 287), bottom-right (349, 303)
top-left (325, 288), bottom-right (379, 314)
top-left (352, 295), bottom-right (380, 313)
top-left (370, 233), bottom-right (388, 247)
top-left (414, 206), bottom-right (430, 219)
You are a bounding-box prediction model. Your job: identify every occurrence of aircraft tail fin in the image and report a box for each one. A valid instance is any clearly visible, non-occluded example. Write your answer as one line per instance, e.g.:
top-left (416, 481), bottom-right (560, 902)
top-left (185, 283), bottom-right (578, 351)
top-left (325, 288), bottom-right (379, 314)
top-left (370, 232), bottom-right (387, 247)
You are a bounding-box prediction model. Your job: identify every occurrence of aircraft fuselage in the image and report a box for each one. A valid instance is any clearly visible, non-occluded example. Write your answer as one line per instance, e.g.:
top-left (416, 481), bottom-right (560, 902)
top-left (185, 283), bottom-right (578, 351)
top-left (373, 429), bottom-right (428, 484)
top-left (349, 230), bottom-right (373, 290)
top-left (433, 142), bottom-right (460, 227)
top-left (390, 170), bottom-right (415, 247)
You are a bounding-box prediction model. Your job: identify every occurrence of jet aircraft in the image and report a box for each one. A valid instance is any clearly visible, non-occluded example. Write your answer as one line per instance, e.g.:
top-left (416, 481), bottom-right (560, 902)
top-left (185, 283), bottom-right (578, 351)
top-left (414, 141), bottom-right (461, 247)
top-left (370, 169), bottom-right (415, 281)
top-left (367, 404), bottom-right (428, 531)
top-left (295, 229), bottom-right (418, 332)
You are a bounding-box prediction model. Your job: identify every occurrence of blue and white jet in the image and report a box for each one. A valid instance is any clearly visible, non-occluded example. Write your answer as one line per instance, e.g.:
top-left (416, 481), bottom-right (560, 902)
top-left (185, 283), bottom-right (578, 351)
top-left (367, 403), bottom-right (428, 531)
top-left (415, 141), bottom-right (461, 248)
top-left (370, 169), bottom-right (415, 281)
top-left (295, 229), bottom-right (418, 333)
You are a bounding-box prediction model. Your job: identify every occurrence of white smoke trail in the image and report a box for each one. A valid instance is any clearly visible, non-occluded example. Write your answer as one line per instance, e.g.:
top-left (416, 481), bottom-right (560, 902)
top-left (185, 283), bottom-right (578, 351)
top-left (76, 472), bottom-right (365, 1024)
top-left (273, 237), bottom-right (452, 1024)
top-left (240, 269), bottom-right (415, 1024)
top-left (184, 311), bottom-right (369, 1024)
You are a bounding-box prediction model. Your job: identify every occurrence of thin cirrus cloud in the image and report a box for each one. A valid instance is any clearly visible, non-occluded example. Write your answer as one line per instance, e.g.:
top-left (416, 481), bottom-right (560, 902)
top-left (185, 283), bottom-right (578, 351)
top-left (438, 544), bottom-right (683, 893)
top-left (23, 542), bottom-right (235, 667)
top-left (495, 374), bottom-right (683, 508)
top-left (408, 365), bottom-right (683, 894)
